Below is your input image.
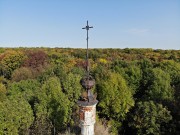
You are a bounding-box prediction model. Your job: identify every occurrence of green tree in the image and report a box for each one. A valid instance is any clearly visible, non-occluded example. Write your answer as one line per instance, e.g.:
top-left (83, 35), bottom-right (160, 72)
top-left (0, 83), bottom-right (6, 101)
top-left (129, 101), bottom-right (172, 135)
top-left (35, 76), bottom-right (71, 132)
top-left (97, 72), bottom-right (134, 120)
top-left (63, 73), bottom-right (82, 105)
top-left (123, 65), bottom-right (142, 94)
top-left (8, 79), bottom-right (40, 102)
top-left (0, 94), bottom-right (34, 135)
top-left (112, 61), bottom-right (142, 95)
top-left (147, 68), bottom-right (174, 101)
top-left (158, 60), bottom-right (180, 86)
top-left (62, 73), bottom-right (82, 127)
top-left (139, 59), bottom-right (153, 91)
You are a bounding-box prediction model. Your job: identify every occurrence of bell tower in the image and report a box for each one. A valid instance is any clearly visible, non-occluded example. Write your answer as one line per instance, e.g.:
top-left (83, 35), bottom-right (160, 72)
top-left (77, 21), bottom-right (98, 135)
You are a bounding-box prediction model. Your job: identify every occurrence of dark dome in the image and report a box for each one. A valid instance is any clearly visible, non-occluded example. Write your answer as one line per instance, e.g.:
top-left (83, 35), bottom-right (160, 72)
top-left (80, 75), bottom-right (95, 90)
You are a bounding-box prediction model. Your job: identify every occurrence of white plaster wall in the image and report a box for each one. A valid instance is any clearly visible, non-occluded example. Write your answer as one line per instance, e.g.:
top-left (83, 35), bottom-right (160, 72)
top-left (79, 104), bottom-right (97, 135)
top-left (81, 125), bottom-right (94, 135)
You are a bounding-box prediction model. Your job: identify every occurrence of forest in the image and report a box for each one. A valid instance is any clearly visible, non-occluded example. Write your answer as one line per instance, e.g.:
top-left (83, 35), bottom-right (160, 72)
top-left (0, 48), bottom-right (179, 135)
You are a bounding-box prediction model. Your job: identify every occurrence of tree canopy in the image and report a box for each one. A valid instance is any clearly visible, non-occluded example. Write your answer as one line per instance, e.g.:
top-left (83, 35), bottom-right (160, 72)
top-left (0, 48), bottom-right (179, 134)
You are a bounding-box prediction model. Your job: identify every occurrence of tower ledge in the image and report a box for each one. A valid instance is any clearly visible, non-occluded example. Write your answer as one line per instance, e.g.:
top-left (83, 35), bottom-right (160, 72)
top-left (77, 100), bottom-right (98, 107)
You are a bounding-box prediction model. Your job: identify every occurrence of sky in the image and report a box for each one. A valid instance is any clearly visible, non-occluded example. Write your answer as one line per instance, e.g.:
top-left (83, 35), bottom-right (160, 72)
top-left (0, 0), bottom-right (180, 49)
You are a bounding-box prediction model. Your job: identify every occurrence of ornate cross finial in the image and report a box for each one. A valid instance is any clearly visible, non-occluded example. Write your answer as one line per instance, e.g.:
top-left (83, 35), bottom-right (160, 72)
top-left (82, 20), bottom-right (93, 76)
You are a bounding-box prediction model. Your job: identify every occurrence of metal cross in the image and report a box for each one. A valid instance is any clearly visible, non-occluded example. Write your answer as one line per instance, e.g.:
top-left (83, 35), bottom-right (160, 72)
top-left (82, 20), bottom-right (93, 76)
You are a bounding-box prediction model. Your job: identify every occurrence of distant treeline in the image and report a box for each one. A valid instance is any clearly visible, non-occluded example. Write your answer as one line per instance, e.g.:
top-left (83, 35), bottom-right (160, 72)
top-left (0, 48), bottom-right (179, 135)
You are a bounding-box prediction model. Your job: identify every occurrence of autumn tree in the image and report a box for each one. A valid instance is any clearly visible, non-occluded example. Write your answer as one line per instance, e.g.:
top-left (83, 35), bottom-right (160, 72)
top-left (23, 50), bottom-right (49, 78)
top-left (11, 67), bottom-right (33, 82)
top-left (0, 50), bottom-right (25, 79)
top-left (23, 50), bottom-right (48, 69)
